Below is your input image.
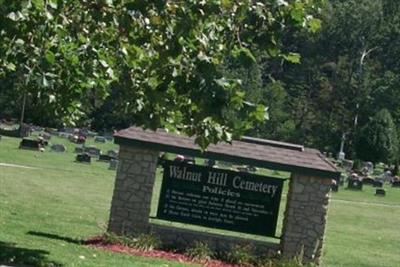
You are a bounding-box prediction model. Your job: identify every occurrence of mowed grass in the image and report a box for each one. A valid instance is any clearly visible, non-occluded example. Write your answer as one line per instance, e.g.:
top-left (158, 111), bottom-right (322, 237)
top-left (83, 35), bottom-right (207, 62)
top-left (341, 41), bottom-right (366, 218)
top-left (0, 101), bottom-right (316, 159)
top-left (0, 135), bottom-right (192, 267)
top-left (1, 134), bottom-right (400, 266)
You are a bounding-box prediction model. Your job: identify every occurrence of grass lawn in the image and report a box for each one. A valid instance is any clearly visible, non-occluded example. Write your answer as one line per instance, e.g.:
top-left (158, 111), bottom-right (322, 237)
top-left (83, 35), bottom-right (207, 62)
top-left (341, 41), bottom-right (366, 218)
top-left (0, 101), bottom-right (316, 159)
top-left (1, 134), bottom-right (400, 266)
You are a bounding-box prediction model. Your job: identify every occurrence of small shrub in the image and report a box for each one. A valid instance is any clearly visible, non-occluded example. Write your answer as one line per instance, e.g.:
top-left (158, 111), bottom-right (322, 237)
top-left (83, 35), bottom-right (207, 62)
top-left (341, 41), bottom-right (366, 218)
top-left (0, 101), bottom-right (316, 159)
top-left (132, 232), bottom-right (161, 251)
top-left (225, 244), bottom-right (254, 266)
top-left (185, 241), bottom-right (213, 262)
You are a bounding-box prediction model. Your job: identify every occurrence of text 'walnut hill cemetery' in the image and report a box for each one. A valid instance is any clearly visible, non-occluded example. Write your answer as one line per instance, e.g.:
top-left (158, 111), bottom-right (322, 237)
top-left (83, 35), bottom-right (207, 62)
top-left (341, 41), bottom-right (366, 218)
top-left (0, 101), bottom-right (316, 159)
top-left (157, 160), bottom-right (284, 237)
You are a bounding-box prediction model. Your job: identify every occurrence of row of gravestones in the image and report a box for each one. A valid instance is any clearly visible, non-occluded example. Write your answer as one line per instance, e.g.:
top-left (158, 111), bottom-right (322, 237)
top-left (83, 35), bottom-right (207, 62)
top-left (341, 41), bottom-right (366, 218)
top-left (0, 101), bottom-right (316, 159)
top-left (344, 178), bottom-right (400, 197)
top-left (75, 153), bottom-right (118, 170)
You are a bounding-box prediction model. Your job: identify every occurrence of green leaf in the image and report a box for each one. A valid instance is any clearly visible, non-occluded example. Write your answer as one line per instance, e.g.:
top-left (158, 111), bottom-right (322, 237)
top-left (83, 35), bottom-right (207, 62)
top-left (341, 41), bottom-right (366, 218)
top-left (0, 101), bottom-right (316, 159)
top-left (308, 18), bottom-right (321, 33)
top-left (45, 51), bottom-right (55, 65)
top-left (6, 62), bottom-right (16, 71)
top-left (283, 52), bottom-right (301, 64)
top-left (32, 0), bottom-right (45, 10)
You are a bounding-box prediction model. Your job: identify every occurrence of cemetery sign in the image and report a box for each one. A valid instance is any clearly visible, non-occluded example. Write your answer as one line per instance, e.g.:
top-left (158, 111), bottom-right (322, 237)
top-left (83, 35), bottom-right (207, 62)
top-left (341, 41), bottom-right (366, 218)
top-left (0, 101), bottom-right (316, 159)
top-left (157, 160), bottom-right (284, 237)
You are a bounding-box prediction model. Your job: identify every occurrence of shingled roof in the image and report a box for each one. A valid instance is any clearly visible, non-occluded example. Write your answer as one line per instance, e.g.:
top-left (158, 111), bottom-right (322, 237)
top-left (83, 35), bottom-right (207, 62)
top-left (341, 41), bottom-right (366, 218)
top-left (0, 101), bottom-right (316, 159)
top-left (114, 127), bottom-right (340, 179)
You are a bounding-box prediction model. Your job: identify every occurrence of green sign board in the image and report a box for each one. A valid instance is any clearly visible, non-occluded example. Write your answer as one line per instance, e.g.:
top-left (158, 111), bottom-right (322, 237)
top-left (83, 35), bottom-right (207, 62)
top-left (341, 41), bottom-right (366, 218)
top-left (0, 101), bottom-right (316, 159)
top-left (156, 160), bottom-right (284, 237)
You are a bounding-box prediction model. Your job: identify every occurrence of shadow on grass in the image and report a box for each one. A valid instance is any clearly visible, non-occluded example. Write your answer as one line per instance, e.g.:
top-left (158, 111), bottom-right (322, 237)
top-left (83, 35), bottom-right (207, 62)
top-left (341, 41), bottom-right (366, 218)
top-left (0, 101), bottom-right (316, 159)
top-left (0, 241), bottom-right (62, 267)
top-left (27, 231), bottom-right (82, 245)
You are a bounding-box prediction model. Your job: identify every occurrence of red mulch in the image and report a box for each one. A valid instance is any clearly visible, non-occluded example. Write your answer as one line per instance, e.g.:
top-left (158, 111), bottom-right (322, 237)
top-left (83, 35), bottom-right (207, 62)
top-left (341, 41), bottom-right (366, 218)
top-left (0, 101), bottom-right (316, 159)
top-left (84, 236), bottom-right (241, 267)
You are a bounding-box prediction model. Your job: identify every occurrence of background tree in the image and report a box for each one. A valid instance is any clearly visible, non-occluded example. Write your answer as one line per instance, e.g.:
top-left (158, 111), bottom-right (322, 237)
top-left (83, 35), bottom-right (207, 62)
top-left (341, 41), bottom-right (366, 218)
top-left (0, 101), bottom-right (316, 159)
top-left (355, 109), bottom-right (399, 164)
top-left (0, 0), bottom-right (323, 148)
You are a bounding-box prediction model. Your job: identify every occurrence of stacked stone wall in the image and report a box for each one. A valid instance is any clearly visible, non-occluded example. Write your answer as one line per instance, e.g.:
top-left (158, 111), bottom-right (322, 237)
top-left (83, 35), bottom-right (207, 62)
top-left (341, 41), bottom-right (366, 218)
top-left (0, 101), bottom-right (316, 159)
top-left (107, 146), bottom-right (159, 235)
top-left (280, 173), bottom-right (332, 264)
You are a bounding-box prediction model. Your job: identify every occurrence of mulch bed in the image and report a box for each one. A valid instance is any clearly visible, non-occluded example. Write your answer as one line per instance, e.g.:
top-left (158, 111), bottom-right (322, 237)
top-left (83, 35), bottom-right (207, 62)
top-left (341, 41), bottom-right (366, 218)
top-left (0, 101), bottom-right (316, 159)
top-left (85, 236), bottom-right (241, 267)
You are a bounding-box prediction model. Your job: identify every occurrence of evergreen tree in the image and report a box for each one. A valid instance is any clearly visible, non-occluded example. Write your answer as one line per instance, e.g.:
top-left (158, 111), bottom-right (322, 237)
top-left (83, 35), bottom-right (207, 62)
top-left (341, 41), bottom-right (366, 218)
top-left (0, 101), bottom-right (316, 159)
top-left (355, 109), bottom-right (398, 164)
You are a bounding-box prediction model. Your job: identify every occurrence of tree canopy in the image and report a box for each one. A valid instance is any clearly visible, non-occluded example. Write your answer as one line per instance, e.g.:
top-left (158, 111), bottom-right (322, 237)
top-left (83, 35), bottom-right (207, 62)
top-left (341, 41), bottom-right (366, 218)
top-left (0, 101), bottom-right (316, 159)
top-left (0, 0), bottom-right (323, 148)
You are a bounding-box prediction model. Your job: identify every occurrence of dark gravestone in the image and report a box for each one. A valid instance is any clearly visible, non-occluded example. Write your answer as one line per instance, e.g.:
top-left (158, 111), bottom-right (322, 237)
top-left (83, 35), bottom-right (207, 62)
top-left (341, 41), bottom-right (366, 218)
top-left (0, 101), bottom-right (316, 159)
top-left (109, 159), bottom-right (118, 170)
top-left (94, 136), bottom-right (107, 143)
top-left (373, 180), bottom-right (383, 188)
top-left (331, 183), bottom-right (339, 192)
top-left (347, 179), bottom-right (363, 190)
top-left (19, 139), bottom-right (40, 150)
top-left (205, 158), bottom-right (216, 168)
top-left (237, 166), bottom-right (250, 173)
top-left (40, 132), bottom-right (51, 140)
top-left (107, 150), bottom-right (118, 158)
top-left (0, 135), bottom-right (2, 141)
top-left (84, 146), bottom-right (101, 157)
top-left (392, 181), bottom-right (400, 188)
top-left (74, 147), bottom-right (84, 153)
top-left (38, 139), bottom-right (48, 147)
top-left (375, 188), bottom-right (386, 196)
top-left (362, 177), bottom-right (375, 186)
top-left (51, 144), bottom-right (67, 153)
top-left (76, 153), bottom-right (91, 164)
top-left (98, 154), bottom-right (113, 162)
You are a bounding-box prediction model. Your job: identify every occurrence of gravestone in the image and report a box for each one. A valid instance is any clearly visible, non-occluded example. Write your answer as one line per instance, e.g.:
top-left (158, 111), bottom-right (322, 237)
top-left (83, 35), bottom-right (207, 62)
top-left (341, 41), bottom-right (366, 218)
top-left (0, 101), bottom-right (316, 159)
top-left (375, 188), bottom-right (386, 196)
top-left (362, 177), bottom-right (375, 185)
top-left (40, 132), bottom-right (51, 140)
top-left (76, 153), bottom-right (91, 163)
top-left (0, 135), bottom-right (2, 141)
top-left (69, 134), bottom-right (78, 143)
top-left (19, 139), bottom-right (40, 150)
top-left (59, 132), bottom-right (71, 139)
top-left (99, 154), bottom-right (113, 162)
top-left (373, 180), bottom-right (383, 188)
top-left (331, 181), bottom-right (339, 192)
top-left (74, 146), bottom-right (84, 153)
top-left (84, 146), bottom-right (101, 157)
top-left (51, 144), bottom-right (67, 153)
top-left (107, 150), bottom-right (118, 158)
top-left (94, 136), bottom-right (107, 143)
top-left (342, 160), bottom-right (354, 171)
top-left (109, 159), bottom-right (118, 170)
top-left (347, 179), bottom-right (363, 190)
top-left (392, 181), bottom-right (400, 188)
top-left (205, 158), bottom-right (216, 167)
top-left (237, 166), bottom-right (250, 172)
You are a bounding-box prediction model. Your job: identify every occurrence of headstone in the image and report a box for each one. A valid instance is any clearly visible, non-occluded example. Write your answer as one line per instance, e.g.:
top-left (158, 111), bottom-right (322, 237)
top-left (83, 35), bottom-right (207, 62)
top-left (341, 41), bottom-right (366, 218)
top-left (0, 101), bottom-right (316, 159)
top-left (109, 159), bottom-right (118, 170)
top-left (76, 153), bottom-right (91, 163)
top-left (84, 146), bottom-right (101, 157)
top-left (362, 161), bottom-right (374, 174)
top-left (247, 165), bottom-right (258, 172)
top-left (362, 177), bottom-right (375, 185)
top-left (51, 144), bottom-right (67, 153)
top-left (94, 136), bottom-right (107, 143)
top-left (342, 160), bottom-right (354, 171)
top-left (40, 132), bottom-right (51, 140)
top-left (74, 147), bottom-right (84, 153)
top-left (19, 139), bottom-right (40, 150)
top-left (0, 135), bottom-right (2, 141)
top-left (174, 155), bottom-right (195, 164)
top-left (69, 134), bottom-right (78, 143)
top-left (375, 188), bottom-right (386, 196)
top-left (373, 180), bottom-right (383, 188)
top-left (347, 179), bottom-right (363, 190)
top-left (59, 132), bottom-right (71, 139)
top-left (99, 154), bottom-right (113, 162)
top-left (237, 166), bottom-right (250, 172)
top-left (392, 181), bottom-right (400, 188)
top-left (37, 137), bottom-right (48, 147)
top-left (107, 150), bottom-right (118, 158)
top-left (205, 159), bottom-right (216, 168)
top-left (331, 180), bottom-right (339, 192)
